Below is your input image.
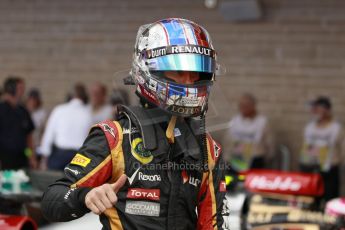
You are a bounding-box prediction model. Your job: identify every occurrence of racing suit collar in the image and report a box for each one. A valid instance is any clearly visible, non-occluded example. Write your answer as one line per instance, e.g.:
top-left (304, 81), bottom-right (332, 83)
top-left (119, 105), bottom-right (203, 165)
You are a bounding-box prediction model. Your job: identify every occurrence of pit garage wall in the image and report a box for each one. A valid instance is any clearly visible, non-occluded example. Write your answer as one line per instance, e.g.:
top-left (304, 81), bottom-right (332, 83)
top-left (0, 0), bottom-right (345, 171)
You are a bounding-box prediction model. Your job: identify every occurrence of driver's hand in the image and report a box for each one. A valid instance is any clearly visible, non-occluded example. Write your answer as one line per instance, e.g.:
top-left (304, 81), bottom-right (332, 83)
top-left (85, 174), bottom-right (127, 215)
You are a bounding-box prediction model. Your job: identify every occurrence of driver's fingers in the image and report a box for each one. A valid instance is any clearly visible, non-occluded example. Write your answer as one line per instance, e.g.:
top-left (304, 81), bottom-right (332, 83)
top-left (100, 191), bottom-right (114, 209)
top-left (87, 202), bottom-right (101, 215)
top-left (94, 199), bottom-right (107, 213)
top-left (105, 186), bottom-right (118, 204)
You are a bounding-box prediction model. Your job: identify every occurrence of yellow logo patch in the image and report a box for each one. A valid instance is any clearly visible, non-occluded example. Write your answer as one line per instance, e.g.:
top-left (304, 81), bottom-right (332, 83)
top-left (131, 138), bottom-right (153, 164)
top-left (71, 153), bottom-right (91, 167)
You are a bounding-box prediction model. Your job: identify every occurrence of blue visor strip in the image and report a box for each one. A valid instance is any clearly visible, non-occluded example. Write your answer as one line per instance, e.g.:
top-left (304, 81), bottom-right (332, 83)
top-left (148, 54), bottom-right (215, 73)
top-left (161, 20), bottom-right (187, 45)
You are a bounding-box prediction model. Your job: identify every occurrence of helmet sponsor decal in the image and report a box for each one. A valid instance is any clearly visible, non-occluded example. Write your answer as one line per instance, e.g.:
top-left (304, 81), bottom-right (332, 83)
top-left (131, 138), bottom-right (153, 164)
top-left (125, 201), bottom-right (160, 217)
top-left (165, 84), bottom-right (207, 107)
top-left (70, 153), bottom-right (91, 167)
top-left (138, 85), bottom-right (157, 103)
top-left (156, 83), bottom-right (167, 100)
top-left (167, 97), bottom-right (202, 107)
top-left (167, 89), bottom-right (202, 107)
top-left (127, 188), bottom-right (160, 201)
top-left (145, 45), bottom-right (215, 59)
top-left (136, 75), bottom-right (146, 85)
top-left (148, 78), bottom-right (157, 92)
top-left (170, 105), bottom-right (201, 116)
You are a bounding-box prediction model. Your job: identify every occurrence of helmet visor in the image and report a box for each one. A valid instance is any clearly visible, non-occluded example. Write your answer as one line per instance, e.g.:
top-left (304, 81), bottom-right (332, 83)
top-left (138, 73), bottom-right (212, 117)
top-left (147, 53), bottom-right (216, 73)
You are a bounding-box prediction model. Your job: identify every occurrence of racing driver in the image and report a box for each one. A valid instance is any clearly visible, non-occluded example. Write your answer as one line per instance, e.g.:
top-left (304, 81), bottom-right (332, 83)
top-left (42, 18), bottom-right (227, 230)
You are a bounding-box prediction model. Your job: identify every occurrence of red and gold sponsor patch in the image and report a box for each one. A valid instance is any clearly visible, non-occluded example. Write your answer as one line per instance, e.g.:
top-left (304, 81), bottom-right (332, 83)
top-left (70, 153), bottom-right (91, 167)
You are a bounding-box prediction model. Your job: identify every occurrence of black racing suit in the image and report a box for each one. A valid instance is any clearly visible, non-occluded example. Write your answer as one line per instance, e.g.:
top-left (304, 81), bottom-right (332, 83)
top-left (41, 107), bottom-right (227, 230)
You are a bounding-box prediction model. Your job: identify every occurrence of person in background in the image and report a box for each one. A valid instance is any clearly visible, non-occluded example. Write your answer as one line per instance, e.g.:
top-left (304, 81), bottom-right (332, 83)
top-left (25, 88), bottom-right (47, 155)
top-left (88, 82), bottom-right (113, 124)
top-left (16, 78), bottom-right (26, 104)
top-left (224, 93), bottom-right (274, 172)
top-left (39, 83), bottom-right (92, 170)
top-left (300, 96), bottom-right (344, 201)
top-left (0, 77), bottom-right (37, 169)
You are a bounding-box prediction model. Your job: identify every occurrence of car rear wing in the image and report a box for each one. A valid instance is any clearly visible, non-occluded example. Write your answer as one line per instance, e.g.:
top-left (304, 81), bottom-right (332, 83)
top-left (244, 169), bottom-right (324, 197)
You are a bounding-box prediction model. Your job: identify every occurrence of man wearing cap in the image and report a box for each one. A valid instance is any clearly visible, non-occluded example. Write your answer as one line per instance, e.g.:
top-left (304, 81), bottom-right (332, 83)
top-left (300, 96), bottom-right (344, 201)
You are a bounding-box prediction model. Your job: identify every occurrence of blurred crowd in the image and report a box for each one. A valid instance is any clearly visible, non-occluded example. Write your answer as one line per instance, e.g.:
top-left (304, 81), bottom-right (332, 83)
top-left (222, 93), bottom-right (344, 201)
top-left (0, 76), bottom-right (128, 171)
top-left (0, 76), bottom-right (343, 201)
